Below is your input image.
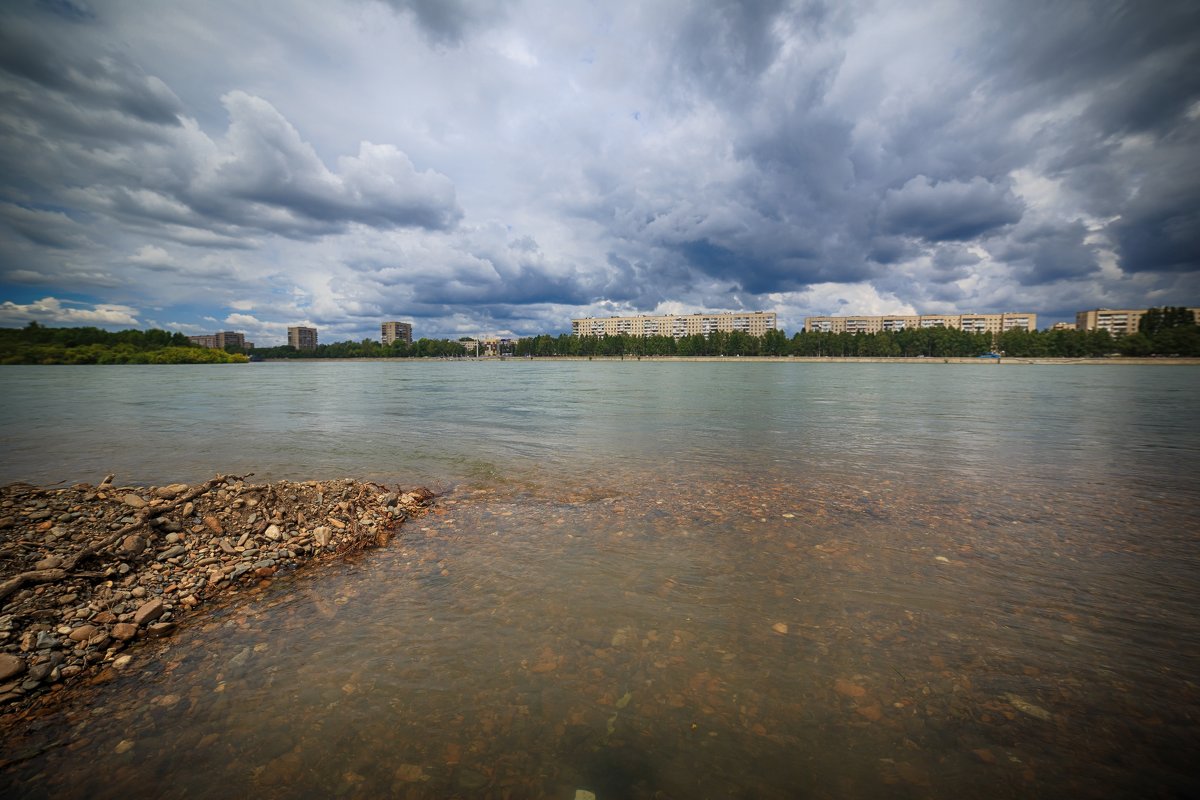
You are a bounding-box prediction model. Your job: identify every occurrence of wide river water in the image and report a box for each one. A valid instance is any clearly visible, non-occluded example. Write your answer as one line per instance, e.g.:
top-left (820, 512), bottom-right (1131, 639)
top-left (1, 360), bottom-right (1199, 798)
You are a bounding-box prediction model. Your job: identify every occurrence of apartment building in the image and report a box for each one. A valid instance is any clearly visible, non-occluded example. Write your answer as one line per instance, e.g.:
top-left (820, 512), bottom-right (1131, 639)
top-left (188, 331), bottom-right (246, 350)
top-left (287, 326), bottom-right (318, 350)
top-left (381, 321), bottom-right (413, 346)
top-left (571, 311), bottom-right (777, 339)
top-left (804, 313), bottom-right (1037, 334)
top-left (1075, 308), bottom-right (1200, 336)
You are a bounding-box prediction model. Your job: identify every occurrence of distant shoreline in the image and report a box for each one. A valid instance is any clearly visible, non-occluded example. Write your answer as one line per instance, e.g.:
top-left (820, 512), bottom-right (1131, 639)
top-left (257, 356), bottom-right (1200, 365)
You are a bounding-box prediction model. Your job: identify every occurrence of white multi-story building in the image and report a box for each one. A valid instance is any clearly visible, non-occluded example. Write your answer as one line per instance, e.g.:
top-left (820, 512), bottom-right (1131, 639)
top-left (803, 313), bottom-right (1037, 334)
top-left (571, 311), bottom-right (777, 339)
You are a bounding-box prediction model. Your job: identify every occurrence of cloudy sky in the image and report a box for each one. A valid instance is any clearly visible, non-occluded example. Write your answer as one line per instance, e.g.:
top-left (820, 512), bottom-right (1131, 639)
top-left (1, 0), bottom-right (1198, 343)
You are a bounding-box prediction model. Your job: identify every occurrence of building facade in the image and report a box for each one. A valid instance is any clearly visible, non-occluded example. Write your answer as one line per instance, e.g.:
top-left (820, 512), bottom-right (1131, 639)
top-left (287, 326), bottom-right (318, 350)
top-left (381, 321), bottom-right (413, 346)
top-left (804, 313), bottom-right (1037, 334)
top-left (188, 331), bottom-right (246, 350)
top-left (1075, 308), bottom-right (1200, 336)
top-left (571, 311), bottom-right (777, 339)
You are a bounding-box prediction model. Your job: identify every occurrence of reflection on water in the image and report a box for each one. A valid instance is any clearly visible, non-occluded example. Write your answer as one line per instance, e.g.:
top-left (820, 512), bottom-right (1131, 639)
top-left (1, 363), bottom-right (1199, 797)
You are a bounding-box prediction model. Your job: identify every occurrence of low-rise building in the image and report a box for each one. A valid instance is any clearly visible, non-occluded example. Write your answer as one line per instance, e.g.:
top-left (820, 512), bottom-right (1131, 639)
top-left (381, 321), bottom-right (413, 346)
top-left (804, 313), bottom-right (1037, 334)
top-left (571, 311), bottom-right (777, 339)
top-left (288, 326), bottom-right (318, 350)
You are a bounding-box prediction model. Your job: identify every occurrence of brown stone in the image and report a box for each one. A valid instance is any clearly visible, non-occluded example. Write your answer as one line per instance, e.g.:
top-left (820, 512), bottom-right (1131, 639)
top-left (110, 622), bottom-right (139, 641)
top-left (394, 764), bottom-right (425, 783)
top-left (133, 598), bottom-right (164, 626)
top-left (120, 535), bottom-right (147, 556)
top-left (69, 624), bottom-right (99, 642)
top-left (92, 611), bottom-right (118, 625)
top-left (972, 748), bottom-right (997, 765)
top-left (834, 678), bottom-right (867, 698)
top-left (122, 494), bottom-right (147, 509)
top-left (146, 622), bottom-right (176, 638)
top-left (855, 703), bottom-right (883, 721)
top-left (0, 654), bottom-right (25, 682)
top-left (202, 515), bottom-right (223, 534)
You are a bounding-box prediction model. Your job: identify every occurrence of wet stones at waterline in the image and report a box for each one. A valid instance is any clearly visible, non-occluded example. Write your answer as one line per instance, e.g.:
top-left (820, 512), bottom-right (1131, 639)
top-left (0, 475), bottom-right (434, 710)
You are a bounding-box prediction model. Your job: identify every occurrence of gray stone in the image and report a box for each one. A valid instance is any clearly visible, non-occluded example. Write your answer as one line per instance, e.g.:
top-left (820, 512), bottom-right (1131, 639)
top-left (133, 598), bottom-right (164, 626)
top-left (157, 545), bottom-right (186, 560)
top-left (35, 631), bottom-right (59, 650)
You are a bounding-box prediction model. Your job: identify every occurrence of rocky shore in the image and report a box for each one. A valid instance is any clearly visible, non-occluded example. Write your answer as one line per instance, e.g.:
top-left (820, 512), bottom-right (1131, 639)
top-left (0, 474), bottom-right (434, 714)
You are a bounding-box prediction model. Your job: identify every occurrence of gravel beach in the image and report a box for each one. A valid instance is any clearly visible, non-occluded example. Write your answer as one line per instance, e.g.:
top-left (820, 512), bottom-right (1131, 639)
top-left (0, 474), bottom-right (435, 717)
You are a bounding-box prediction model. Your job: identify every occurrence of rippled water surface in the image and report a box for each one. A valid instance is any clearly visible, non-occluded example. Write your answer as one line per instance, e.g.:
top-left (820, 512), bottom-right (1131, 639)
top-left (2, 361), bottom-right (1199, 798)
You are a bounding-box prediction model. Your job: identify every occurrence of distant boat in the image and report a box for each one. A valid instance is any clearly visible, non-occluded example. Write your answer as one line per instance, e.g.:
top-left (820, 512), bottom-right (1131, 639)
top-left (977, 352), bottom-right (1002, 358)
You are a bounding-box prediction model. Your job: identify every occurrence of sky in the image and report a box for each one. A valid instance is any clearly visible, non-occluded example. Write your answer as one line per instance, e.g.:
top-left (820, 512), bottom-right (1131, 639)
top-left (1, 0), bottom-right (1198, 344)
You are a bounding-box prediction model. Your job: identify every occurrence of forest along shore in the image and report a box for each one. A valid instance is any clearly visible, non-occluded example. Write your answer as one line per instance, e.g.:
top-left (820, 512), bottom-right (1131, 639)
top-left (0, 475), bottom-right (435, 716)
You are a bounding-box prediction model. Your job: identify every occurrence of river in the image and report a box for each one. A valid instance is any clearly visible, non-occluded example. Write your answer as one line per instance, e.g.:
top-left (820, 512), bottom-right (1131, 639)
top-left (1, 361), bottom-right (1199, 798)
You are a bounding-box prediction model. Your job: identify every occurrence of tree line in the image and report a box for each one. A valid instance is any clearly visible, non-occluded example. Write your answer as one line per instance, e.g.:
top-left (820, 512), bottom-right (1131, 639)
top-left (514, 319), bottom-right (1198, 358)
top-left (0, 323), bottom-right (248, 364)
top-left (248, 338), bottom-right (468, 359)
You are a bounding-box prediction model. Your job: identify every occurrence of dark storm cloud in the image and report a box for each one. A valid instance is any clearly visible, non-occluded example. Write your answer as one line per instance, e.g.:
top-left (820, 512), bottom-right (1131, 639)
top-left (0, 24), bottom-right (462, 243)
top-left (994, 221), bottom-right (1099, 285)
top-left (982, 1), bottom-right (1200, 136)
top-left (379, 0), bottom-right (511, 45)
top-left (670, 0), bottom-right (789, 98)
top-left (879, 177), bottom-right (1024, 243)
top-left (0, 21), bottom-right (183, 128)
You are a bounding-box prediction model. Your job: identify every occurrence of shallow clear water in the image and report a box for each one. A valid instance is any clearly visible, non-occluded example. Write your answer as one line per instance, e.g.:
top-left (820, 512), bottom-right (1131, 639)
top-left (2, 361), bottom-right (1199, 798)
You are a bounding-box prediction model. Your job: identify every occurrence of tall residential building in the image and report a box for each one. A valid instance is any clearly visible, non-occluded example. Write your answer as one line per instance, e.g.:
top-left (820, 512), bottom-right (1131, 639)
top-left (188, 331), bottom-right (246, 350)
top-left (381, 321), bottom-right (413, 346)
top-left (571, 311), bottom-right (777, 339)
top-left (288, 326), bottom-right (318, 350)
top-left (804, 313), bottom-right (1037, 334)
top-left (1075, 308), bottom-right (1200, 336)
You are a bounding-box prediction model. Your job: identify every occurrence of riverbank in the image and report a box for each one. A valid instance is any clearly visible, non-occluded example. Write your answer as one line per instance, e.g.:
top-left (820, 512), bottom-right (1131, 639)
top-left (0, 475), bottom-right (434, 717)
top-left (258, 355), bottom-right (1200, 365)
top-left (519, 355), bottom-right (1200, 364)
